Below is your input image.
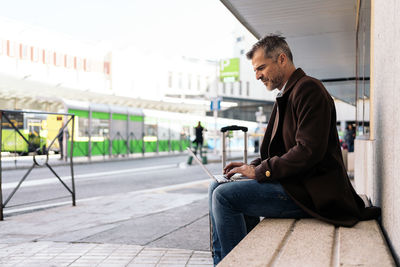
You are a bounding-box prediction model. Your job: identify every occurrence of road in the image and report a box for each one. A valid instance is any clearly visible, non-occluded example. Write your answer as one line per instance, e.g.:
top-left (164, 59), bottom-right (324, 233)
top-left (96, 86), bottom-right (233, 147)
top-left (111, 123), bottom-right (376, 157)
top-left (1, 155), bottom-right (222, 214)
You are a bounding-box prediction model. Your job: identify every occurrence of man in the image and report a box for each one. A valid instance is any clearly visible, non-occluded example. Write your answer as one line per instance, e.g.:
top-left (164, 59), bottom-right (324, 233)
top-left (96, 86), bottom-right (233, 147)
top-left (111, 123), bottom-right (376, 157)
top-left (193, 121), bottom-right (204, 156)
top-left (208, 35), bottom-right (380, 265)
top-left (345, 124), bottom-right (356, 152)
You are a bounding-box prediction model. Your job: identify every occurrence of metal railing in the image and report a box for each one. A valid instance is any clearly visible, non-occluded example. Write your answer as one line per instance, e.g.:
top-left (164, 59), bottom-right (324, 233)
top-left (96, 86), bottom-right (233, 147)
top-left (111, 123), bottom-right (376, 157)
top-left (0, 110), bottom-right (76, 220)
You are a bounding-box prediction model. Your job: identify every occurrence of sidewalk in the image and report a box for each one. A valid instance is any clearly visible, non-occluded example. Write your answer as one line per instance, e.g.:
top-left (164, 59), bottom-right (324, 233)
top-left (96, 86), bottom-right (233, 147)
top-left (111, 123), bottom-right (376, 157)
top-left (0, 177), bottom-right (214, 266)
top-left (1, 150), bottom-right (257, 266)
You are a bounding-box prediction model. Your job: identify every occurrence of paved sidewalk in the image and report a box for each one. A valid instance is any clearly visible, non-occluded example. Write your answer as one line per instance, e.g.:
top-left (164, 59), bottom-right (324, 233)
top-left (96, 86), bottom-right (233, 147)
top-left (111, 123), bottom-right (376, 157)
top-left (0, 175), bottom-right (215, 266)
top-left (0, 150), bottom-right (258, 266)
top-left (0, 241), bottom-right (212, 267)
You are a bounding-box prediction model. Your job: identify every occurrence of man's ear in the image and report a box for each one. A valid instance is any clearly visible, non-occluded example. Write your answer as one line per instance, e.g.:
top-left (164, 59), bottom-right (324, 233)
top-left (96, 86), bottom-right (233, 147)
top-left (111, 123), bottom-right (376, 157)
top-left (279, 53), bottom-right (286, 65)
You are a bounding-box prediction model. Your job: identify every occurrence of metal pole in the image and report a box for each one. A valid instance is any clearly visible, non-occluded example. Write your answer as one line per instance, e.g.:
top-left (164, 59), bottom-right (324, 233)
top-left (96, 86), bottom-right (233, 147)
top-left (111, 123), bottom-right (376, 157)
top-left (88, 107), bottom-right (92, 160)
top-left (109, 113), bottom-right (112, 158)
top-left (0, 111), bottom-right (3, 220)
top-left (141, 118), bottom-right (145, 156)
top-left (222, 132), bottom-right (226, 171)
top-left (244, 132), bottom-right (248, 164)
top-left (127, 113), bottom-right (130, 156)
top-left (70, 115), bottom-right (76, 206)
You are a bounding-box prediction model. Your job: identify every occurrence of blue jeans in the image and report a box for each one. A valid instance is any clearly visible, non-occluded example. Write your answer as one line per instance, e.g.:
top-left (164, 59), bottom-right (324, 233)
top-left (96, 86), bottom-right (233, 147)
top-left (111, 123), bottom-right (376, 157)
top-left (208, 180), bottom-right (309, 265)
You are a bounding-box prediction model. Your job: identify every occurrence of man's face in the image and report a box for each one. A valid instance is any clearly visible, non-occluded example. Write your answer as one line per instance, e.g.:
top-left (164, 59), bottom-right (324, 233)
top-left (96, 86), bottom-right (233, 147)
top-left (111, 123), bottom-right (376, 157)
top-left (252, 48), bottom-right (285, 91)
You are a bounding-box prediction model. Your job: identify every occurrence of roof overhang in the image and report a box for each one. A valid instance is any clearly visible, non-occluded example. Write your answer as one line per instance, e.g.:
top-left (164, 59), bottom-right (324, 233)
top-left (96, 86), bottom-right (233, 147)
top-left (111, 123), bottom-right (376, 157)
top-left (220, 0), bottom-right (369, 105)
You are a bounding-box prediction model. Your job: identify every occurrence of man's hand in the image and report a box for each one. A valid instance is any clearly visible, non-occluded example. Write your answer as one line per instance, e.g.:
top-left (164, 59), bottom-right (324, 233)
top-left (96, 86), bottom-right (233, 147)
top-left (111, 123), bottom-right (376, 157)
top-left (223, 162), bottom-right (256, 179)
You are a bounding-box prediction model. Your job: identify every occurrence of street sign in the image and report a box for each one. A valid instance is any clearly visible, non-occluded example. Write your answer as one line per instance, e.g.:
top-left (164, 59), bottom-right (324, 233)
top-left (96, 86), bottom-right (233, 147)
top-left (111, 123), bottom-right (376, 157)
top-left (210, 98), bottom-right (221, 111)
top-left (220, 58), bottom-right (240, 82)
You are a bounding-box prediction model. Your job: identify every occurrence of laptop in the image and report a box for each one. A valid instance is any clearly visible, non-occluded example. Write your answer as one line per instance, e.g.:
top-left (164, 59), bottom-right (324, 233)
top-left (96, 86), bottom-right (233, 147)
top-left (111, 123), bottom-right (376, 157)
top-left (187, 147), bottom-right (250, 183)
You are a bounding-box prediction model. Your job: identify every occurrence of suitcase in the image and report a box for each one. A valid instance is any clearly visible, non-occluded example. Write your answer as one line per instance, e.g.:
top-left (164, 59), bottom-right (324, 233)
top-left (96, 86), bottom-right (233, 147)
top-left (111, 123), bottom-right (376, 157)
top-left (209, 125), bottom-right (260, 254)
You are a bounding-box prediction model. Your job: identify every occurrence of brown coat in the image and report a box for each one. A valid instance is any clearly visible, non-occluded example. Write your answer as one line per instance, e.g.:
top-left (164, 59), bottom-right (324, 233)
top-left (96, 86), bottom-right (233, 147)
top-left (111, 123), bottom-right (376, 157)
top-left (251, 68), bottom-right (380, 227)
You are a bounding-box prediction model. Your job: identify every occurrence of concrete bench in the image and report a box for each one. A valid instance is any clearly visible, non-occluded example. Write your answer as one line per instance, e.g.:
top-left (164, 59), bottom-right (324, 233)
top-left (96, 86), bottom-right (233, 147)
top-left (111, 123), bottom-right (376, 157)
top-left (218, 218), bottom-right (396, 266)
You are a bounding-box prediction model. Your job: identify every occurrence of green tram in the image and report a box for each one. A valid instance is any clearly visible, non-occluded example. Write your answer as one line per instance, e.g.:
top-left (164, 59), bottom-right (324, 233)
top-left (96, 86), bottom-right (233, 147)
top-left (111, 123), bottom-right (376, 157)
top-left (65, 101), bottom-right (191, 157)
top-left (1, 111), bottom-right (47, 155)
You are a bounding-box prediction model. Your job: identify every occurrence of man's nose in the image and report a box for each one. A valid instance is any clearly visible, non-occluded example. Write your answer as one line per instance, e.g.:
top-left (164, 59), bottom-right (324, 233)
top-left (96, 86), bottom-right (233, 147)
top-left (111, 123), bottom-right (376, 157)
top-left (256, 72), bottom-right (262, 80)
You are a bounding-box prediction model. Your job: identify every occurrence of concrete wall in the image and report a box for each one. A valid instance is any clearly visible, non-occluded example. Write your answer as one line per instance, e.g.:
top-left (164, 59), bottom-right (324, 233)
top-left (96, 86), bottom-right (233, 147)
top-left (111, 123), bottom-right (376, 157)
top-left (368, 0), bottom-right (400, 262)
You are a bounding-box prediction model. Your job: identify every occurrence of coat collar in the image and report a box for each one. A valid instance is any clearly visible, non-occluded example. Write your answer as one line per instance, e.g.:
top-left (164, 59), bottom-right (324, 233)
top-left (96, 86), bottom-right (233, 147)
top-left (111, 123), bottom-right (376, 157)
top-left (279, 68), bottom-right (306, 99)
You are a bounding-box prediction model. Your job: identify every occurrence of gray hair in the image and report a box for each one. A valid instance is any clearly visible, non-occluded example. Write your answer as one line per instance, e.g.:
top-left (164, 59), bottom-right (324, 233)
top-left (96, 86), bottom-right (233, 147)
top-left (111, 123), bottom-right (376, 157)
top-left (246, 34), bottom-right (293, 63)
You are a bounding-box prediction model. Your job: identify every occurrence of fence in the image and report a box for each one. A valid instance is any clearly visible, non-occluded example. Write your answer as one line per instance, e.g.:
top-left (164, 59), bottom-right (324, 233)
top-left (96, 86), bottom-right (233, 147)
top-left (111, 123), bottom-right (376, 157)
top-left (0, 110), bottom-right (75, 220)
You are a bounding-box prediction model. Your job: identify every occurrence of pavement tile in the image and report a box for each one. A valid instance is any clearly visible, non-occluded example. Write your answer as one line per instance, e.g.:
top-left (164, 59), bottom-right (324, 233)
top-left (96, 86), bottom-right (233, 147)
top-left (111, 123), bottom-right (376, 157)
top-left (132, 258), bottom-right (161, 264)
top-left (98, 264), bottom-right (129, 267)
top-left (127, 264), bottom-right (159, 267)
top-left (156, 264), bottom-right (186, 267)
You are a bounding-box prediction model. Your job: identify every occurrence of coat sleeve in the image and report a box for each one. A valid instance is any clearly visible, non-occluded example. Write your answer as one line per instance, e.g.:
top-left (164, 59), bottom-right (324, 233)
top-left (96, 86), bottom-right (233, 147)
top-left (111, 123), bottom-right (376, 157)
top-left (254, 80), bottom-right (332, 182)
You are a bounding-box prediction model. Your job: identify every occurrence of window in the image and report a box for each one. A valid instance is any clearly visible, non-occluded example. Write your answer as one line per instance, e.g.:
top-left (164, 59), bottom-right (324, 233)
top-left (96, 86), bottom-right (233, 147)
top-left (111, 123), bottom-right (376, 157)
top-left (188, 74), bottom-right (192, 90)
top-left (223, 82), bottom-right (226, 94)
top-left (21, 44), bottom-right (29, 60)
top-left (31, 47), bottom-right (39, 62)
top-left (7, 41), bottom-right (16, 57)
top-left (178, 73), bottom-right (182, 89)
top-left (104, 61), bottom-right (111, 75)
top-left (168, 72), bottom-right (173, 88)
top-left (230, 83), bottom-right (234, 95)
top-left (239, 81), bottom-right (242, 95)
top-left (42, 50), bottom-right (52, 64)
top-left (246, 81), bottom-right (250, 96)
top-left (197, 75), bottom-right (201, 90)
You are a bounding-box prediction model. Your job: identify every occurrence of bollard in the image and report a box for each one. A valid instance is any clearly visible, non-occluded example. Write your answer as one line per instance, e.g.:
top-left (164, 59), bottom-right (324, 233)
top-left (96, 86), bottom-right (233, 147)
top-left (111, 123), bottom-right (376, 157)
top-left (187, 154), bottom-right (193, 165)
top-left (201, 147), bottom-right (208, 164)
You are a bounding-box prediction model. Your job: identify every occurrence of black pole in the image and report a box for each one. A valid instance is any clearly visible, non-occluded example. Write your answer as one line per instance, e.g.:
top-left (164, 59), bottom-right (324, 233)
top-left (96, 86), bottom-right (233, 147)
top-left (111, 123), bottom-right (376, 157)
top-left (0, 111), bottom-right (3, 220)
top-left (70, 115), bottom-right (76, 206)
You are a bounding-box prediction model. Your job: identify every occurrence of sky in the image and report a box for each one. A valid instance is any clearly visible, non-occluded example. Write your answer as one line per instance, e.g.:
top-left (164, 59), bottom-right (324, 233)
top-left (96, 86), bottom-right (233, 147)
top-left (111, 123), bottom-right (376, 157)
top-left (0, 0), bottom-right (247, 60)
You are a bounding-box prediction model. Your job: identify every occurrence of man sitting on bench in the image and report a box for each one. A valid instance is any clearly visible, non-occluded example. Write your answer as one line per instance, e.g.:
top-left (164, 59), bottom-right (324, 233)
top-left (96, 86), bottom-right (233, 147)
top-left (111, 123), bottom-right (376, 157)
top-left (208, 34), bottom-right (380, 265)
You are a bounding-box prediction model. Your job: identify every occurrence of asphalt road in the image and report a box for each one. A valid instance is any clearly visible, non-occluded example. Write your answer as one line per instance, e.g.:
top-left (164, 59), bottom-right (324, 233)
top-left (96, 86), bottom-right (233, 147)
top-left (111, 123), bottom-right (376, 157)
top-left (1, 155), bottom-right (220, 212)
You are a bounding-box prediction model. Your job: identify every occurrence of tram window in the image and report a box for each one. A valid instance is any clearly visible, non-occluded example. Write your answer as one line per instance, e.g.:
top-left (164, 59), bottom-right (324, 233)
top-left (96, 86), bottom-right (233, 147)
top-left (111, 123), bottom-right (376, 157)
top-left (91, 118), bottom-right (109, 138)
top-left (77, 117), bottom-right (89, 137)
top-left (2, 112), bottom-right (23, 129)
top-left (145, 124), bottom-right (157, 137)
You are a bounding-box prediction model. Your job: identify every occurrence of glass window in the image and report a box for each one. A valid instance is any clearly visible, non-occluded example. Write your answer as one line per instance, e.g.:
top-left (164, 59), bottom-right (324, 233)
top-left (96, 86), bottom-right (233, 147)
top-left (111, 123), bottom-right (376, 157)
top-left (78, 117), bottom-right (89, 137)
top-left (178, 73), bottom-right (182, 89)
top-left (31, 47), bottom-right (39, 62)
top-left (246, 81), bottom-right (250, 96)
top-left (168, 72), bottom-right (173, 88)
top-left (230, 83), bottom-right (234, 95)
top-left (7, 41), bottom-right (16, 57)
top-left (104, 61), bottom-right (110, 74)
top-left (197, 75), bottom-right (201, 90)
top-left (91, 118), bottom-right (109, 138)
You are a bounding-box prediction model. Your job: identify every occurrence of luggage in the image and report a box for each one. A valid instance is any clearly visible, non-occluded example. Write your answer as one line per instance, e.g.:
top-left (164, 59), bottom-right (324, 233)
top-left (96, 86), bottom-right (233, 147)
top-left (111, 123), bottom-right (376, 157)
top-left (220, 125), bottom-right (248, 168)
top-left (209, 125), bottom-right (260, 253)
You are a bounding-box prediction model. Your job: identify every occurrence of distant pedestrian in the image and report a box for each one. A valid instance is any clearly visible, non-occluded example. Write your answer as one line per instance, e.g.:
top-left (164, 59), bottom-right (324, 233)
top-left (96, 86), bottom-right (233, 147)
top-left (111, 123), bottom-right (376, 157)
top-left (344, 124), bottom-right (355, 152)
top-left (193, 121), bottom-right (205, 156)
top-left (58, 125), bottom-right (64, 160)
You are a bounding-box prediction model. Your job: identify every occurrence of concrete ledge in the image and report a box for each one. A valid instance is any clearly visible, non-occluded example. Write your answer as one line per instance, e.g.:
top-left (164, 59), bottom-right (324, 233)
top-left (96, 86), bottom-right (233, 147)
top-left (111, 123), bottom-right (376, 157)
top-left (218, 218), bottom-right (396, 267)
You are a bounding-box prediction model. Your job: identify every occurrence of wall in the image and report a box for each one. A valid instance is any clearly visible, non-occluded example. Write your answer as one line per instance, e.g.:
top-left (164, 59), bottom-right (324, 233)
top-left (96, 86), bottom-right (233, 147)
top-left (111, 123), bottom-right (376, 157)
top-left (370, 0), bottom-right (400, 262)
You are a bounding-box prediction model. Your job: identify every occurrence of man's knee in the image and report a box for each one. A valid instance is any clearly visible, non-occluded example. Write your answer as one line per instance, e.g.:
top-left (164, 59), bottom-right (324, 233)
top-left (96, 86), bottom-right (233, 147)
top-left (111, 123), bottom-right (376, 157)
top-left (212, 185), bottom-right (233, 209)
top-left (208, 180), bottom-right (219, 195)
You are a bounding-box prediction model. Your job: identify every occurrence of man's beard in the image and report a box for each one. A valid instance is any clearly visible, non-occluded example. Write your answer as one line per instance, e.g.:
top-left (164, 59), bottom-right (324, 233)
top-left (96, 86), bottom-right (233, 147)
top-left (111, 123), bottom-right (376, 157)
top-left (264, 72), bottom-right (284, 91)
